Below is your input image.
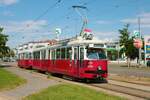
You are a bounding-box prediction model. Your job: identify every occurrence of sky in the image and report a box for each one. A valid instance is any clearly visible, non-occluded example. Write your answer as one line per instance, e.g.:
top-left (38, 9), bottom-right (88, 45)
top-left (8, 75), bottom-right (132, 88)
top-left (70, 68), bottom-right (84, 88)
top-left (0, 0), bottom-right (150, 48)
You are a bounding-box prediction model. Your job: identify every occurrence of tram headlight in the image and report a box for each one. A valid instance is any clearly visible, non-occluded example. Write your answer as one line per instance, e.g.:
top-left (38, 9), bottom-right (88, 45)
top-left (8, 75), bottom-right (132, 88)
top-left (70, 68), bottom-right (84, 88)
top-left (87, 61), bottom-right (93, 68)
top-left (97, 66), bottom-right (102, 70)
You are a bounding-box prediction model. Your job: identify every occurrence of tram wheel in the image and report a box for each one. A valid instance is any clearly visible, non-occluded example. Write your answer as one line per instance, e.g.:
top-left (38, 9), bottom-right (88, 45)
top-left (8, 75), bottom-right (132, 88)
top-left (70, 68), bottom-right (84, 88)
top-left (82, 79), bottom-right (91, 83)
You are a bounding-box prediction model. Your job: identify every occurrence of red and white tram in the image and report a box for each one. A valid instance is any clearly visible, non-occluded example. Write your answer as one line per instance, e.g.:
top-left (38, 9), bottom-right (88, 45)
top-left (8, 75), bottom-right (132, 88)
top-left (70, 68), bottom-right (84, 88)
top-left (18, 36), bottom-right (108, 81)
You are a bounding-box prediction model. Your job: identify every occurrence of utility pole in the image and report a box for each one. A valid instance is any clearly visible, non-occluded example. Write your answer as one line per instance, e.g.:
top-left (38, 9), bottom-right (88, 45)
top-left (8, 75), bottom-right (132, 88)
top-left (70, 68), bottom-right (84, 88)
top-left (138, 17), bottom-right (142, 65)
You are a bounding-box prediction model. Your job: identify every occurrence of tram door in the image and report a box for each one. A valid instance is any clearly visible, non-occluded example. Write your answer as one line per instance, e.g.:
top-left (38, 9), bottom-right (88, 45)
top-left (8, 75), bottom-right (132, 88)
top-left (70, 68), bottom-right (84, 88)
top-left (74, 46), bottom-right (84, 78)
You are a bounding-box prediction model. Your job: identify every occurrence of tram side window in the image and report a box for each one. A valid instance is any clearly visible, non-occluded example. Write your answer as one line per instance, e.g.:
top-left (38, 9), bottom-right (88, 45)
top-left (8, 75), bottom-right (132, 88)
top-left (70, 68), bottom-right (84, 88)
top-left (22, 53), bottom-right (24, 59)
top-left (33, 51), bottom-right (40, 59)
top-left (80, 47), bottom-right (84, 60)
top-left (18, 54), bottom-right (20, 60)
top-left (21, 54), bottom-right (23, 59)
top-left (51, 50), bottom-right (55, 60)
top-left (25, 53), bottom-right (29, 59)
top-left (33, 52), bottom-right (36, 59)
top-left (74, 47), bottom-right (78, 60)
top-left (66, 47), bottom-right (72, 59)
top-left (61, 48), bottom-right (65, 59)
top-left (29, 53), bottom-right (32, 59)
top-left (56, 49), bottom-right (61, 59)
top-left (24, 53), bottom-right (26, 59)
top-left (48, 50), bottom-right (51, 59)
top-left (23, 53), bottom-right (26, 59)
top-left (41, 50), bottom-right (46, 59)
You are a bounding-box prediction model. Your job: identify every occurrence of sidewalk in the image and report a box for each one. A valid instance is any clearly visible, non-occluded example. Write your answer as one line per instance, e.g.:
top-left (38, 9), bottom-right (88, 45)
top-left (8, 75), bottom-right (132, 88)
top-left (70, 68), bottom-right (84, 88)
top-left (0, 66), bottom-right (60, 100)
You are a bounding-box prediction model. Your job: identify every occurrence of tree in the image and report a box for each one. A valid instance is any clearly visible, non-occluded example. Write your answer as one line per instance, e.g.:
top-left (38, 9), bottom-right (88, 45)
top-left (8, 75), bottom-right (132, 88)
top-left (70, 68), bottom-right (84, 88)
top-left (7, 49), bottom-right (15, 57)
top-left (0, 27), bottom-right (10, 58)
top-left (119, 24), bottom-right (138, 67)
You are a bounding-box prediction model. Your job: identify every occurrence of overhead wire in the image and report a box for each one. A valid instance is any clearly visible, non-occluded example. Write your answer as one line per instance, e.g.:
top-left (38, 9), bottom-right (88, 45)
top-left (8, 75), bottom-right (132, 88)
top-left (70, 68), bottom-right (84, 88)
top-left (44, 0), bottom-right (93, 31)
top-left (33, 0), bottom-right (62, 22)
top-left (22, 0), bottom-right (91, 33)
top-left (19, 0), bottom-right (63, 39)
top-left (20, 0), bottom-right (62, 32)
top-left (56, 0), bottom-right (92, 38)
top-left (31, 8), bottom-right (73, 36)
top-left (20, 0), bottom-right (96, 40)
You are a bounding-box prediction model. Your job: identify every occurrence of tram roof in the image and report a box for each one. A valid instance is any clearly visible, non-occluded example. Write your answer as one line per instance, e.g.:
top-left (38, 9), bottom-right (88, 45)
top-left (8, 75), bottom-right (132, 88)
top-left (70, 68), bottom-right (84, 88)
top-left (17, 36), bottom-right (106, 53)
top-left (46, 36), bottom-right (106, 49)
top-left (68, 37), bottom-right (105, 45)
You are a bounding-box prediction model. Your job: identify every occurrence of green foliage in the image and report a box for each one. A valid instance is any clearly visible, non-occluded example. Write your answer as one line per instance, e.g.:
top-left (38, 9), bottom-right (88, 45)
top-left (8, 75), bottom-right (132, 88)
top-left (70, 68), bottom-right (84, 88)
top-left (0, 68), bottom-right (26, 91)
top-left (0, 27), bottom-right (10, 58)
top-left (119, 24), bottom-right (138, 60)
top-left (7, 49), bottom-right (15, 57)
top-left (24, 84), bottom-right (125, 100)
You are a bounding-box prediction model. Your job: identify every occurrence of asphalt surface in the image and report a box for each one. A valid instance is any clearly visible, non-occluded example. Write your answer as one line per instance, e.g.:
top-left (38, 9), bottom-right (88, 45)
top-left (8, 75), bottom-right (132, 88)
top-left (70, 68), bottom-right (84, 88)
top-left (108, 63), bottom-right (150, 78)
top-left (0, 62), bottom-right (60, 100)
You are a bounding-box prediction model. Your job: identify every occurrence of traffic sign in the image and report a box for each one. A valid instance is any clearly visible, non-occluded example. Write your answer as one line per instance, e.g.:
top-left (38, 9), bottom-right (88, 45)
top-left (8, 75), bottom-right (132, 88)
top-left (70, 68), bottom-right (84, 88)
top-left (55, 28), bottom-right (61, 35)
top-left (144, 36), bottom-right (150, 66)
top-left (133, 39), bottom-right (143, 48)
top-left (133, 31), bottom-right (140, 38)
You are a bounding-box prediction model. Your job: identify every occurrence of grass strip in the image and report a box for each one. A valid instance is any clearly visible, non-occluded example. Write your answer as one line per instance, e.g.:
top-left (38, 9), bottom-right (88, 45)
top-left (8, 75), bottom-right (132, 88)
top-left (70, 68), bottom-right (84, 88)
top-left (0, 67), bottom-right (26, 91)
top-left (24, 84), bottom-right (125, 100)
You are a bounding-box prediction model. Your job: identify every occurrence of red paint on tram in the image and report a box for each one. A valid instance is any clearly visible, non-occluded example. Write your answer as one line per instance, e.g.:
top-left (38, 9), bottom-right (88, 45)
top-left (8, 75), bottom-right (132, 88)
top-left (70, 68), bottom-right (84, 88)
top-left (18, 59), bottom-right (108, 79)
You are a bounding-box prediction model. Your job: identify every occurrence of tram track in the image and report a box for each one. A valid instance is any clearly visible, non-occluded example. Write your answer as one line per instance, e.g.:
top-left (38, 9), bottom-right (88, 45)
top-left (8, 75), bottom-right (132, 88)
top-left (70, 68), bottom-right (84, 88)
top-left (90, 83), bottom-right (150, 100)
top-left (51, 75), bottom-right (150, 100)
top-left (108, 79), bottom-right (150, 92)
top-left (108, 78), bottom-right (150, 86)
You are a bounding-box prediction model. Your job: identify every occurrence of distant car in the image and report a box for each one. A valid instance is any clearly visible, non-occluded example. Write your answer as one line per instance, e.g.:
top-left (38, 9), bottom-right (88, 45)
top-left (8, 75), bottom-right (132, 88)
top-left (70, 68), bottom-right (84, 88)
top-left (2, 57), bottom-right (16, 62)
top-left (10, 58), bottom-right (16, 62)
top-left (3, 57), bottom-right (10, 62)
top-left (147, 55), bottom-right (150, 67)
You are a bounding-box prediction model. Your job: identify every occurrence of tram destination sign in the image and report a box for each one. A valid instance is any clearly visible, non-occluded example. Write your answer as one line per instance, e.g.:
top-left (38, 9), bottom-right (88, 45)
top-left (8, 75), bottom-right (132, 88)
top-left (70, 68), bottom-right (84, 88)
top-left (89, 44), bottom-right (104, 48)
top-left (94, 44), bottom-right (104, 48)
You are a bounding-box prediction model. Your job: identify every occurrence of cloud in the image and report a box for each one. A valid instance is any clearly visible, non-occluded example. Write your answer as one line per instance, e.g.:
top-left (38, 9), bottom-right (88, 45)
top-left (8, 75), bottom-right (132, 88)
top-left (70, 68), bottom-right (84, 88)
top-left (1, 20), bottom-right (48, 33)
top-left (0, 0), bottom-right (18, 5)
top-left (2, 11), bottom-right (14, 16)
top-left (139, 12), bottom-right (150, 17)
top-left (121, 19), bottom-right (137, 24)
top-left (93, 31), bottom-right (119, 42)
top-left (96, 20), bottom-right (112, 24)
top-left (121, 12), bottom-right (150, 28)
top-left (0, 20), bottom-right (56, 47)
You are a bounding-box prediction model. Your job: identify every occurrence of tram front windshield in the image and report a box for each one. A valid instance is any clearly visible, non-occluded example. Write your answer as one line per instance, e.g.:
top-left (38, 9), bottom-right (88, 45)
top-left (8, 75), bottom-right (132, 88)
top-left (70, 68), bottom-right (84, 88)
top-left (87, 48), bottom-right (106, 60)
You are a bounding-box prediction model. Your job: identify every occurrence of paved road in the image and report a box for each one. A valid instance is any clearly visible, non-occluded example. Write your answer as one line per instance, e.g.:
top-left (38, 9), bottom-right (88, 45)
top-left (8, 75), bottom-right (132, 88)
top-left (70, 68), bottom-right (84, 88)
top-left (0, 62), bottom-right (60, 100)
top-left (108, 63), bottom-right (150, 78)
